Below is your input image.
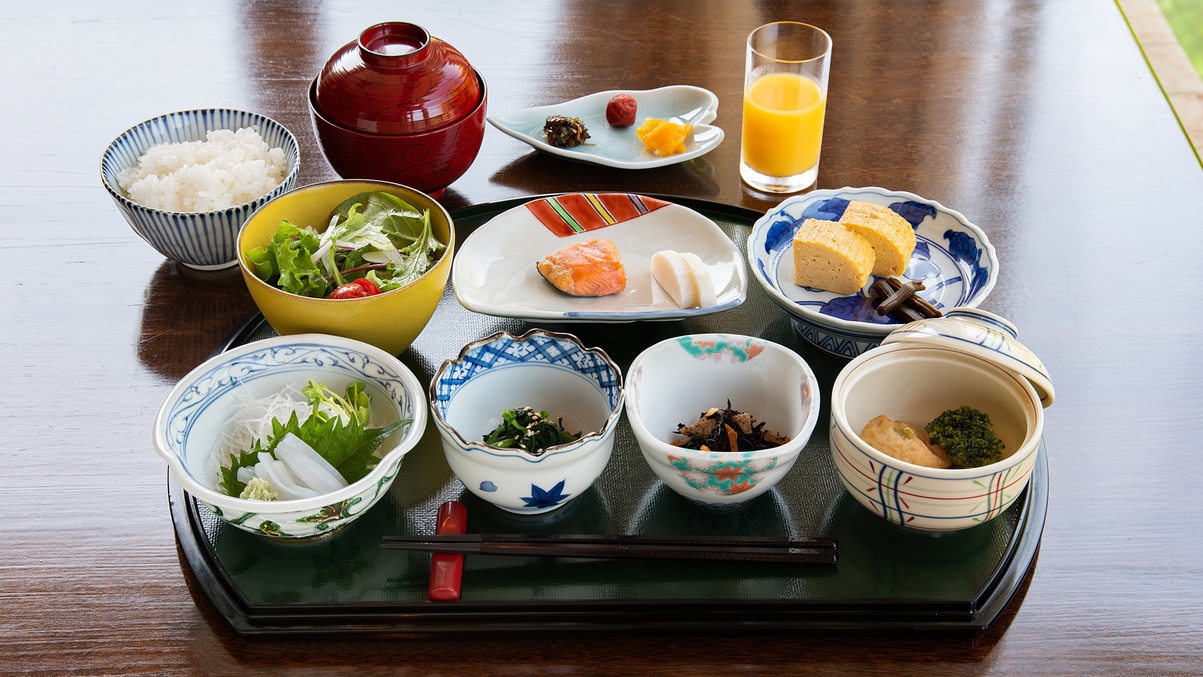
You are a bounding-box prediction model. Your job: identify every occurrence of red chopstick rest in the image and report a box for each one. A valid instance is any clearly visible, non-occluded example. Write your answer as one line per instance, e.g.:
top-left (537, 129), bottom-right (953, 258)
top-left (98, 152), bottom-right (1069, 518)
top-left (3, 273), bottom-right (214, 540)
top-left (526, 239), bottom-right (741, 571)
top-left (428, 501), bottom-right (467, 601)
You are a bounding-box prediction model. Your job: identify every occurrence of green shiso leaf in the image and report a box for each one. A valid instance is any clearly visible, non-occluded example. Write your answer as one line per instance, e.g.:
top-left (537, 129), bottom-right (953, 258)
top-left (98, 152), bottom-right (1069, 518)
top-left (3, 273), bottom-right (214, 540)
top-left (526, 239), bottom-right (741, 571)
top-left (219, 386), bottom-right (411, 497)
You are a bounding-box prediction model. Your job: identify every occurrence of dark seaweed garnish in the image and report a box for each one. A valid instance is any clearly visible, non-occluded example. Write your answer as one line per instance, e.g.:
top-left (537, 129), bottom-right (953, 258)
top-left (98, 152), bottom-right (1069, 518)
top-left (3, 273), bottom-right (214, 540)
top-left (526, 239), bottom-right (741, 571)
top-left (673, 401), bottom-right (789, 452)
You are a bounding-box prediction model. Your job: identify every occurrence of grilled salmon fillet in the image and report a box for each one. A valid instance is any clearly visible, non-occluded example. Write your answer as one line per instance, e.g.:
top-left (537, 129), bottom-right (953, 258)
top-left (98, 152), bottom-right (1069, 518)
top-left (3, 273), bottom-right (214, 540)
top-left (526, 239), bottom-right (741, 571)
top-left (536, 239), bottom-right (627, 297)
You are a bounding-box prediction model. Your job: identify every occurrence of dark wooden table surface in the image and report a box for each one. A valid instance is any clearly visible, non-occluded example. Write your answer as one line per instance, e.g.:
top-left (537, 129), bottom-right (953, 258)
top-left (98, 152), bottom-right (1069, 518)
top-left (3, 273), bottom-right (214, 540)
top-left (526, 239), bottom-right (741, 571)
top-left (5, 0), bottom-right (1202, 673)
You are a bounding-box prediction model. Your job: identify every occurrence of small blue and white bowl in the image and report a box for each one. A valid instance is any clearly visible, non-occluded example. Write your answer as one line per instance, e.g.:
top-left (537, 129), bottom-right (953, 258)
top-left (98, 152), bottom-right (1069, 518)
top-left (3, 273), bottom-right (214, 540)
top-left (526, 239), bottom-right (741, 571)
top-left (747, 187), bottom-right (998, 358)
top-left (152, 334), bottom-right (426, 538)
top-left (625, 334), bottom-right (821, 510)
top-left (430, 330), bottom-right (624, 515)
top-left (101, 108), bottom-right (300, 269)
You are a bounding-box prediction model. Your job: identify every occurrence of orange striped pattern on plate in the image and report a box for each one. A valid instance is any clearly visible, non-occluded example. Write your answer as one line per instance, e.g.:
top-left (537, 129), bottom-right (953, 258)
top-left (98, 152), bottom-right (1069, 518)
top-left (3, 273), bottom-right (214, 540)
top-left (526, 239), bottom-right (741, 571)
top-left (525, 193), bottom-right (670, 237)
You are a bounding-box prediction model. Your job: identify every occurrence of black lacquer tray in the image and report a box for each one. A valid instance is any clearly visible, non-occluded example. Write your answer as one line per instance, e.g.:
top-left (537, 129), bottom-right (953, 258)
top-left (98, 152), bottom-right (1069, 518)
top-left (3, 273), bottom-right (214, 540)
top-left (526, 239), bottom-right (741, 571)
top-left (169, 196), bottom-right (1047, 635)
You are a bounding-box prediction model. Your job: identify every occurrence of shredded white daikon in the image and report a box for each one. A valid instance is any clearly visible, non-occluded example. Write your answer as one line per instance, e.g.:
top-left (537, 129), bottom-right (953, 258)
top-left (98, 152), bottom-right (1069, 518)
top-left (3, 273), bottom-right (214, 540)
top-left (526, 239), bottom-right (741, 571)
top-left (216, 383), bottom-right (313, 463)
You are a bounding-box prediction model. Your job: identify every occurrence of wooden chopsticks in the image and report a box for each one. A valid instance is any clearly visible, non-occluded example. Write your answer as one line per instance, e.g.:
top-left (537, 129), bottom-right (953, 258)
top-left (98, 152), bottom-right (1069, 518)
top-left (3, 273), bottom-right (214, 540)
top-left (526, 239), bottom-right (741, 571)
top-left (383, 533), bottom-right (838, 565)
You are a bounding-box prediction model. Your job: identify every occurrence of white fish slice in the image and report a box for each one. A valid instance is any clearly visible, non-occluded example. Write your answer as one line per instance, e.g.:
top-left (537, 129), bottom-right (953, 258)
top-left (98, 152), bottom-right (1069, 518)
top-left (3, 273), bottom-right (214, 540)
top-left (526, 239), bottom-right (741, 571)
top-left (275, 432), bottom-right (347, 494)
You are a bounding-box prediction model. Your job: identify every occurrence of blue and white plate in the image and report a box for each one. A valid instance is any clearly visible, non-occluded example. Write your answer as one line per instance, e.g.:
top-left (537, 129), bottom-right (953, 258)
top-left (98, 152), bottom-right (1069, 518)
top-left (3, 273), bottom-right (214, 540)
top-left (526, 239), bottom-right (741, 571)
top-left (747, 187), bottom-right (998, 358)
top-left (486, 85), bottom-right (723, 169)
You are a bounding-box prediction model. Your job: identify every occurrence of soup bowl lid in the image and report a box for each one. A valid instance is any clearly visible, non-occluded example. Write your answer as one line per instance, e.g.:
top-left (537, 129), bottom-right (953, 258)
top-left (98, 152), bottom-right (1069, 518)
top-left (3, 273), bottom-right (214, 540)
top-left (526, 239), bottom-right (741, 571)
top-left (881, 308), bottom-right (1054, 407)
top-left (314, 22), bottom-right (482, 135)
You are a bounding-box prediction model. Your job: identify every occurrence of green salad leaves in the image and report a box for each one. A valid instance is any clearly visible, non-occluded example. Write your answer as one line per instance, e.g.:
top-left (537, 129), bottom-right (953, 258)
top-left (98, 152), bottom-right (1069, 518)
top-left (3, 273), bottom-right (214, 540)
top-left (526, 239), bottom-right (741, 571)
top-left (218, 381), bottom-right (409, 498)
top-left (246, 191), bottom-right (444, 298)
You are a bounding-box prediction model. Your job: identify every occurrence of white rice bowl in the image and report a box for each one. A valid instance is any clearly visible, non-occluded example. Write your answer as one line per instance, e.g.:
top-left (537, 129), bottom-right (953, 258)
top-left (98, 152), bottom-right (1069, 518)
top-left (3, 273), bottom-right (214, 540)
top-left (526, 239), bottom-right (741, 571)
top-left (116, 127), bottom-right (287, 212)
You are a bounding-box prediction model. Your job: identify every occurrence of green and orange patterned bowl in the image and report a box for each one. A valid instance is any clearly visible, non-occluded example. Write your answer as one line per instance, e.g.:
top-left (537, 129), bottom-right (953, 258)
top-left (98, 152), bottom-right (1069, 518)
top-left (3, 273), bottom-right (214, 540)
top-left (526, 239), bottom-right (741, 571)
top-left (151, 334), bottom-right (427, 539)
top-left (624, 334), bottom-right (821, 510)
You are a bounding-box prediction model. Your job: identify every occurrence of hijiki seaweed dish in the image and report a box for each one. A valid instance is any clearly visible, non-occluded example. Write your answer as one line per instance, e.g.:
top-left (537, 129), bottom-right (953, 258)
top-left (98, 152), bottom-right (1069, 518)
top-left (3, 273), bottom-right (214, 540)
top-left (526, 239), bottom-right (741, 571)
top-left (673, 402), bottom-right (788, 452)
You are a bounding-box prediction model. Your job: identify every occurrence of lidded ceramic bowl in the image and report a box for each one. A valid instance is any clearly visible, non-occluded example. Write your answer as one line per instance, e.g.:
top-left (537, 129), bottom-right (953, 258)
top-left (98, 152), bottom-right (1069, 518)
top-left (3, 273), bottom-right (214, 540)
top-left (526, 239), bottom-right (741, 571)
top-left (314, 22), bottom-right (482, 135)
top-left (829, 308), bottom-right (1053, 531)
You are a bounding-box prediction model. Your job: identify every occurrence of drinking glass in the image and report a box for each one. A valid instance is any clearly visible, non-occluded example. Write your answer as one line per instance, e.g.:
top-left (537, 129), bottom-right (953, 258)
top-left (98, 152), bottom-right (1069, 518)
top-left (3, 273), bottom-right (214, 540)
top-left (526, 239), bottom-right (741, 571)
top-left (740, 22), bottom-right (832, 193)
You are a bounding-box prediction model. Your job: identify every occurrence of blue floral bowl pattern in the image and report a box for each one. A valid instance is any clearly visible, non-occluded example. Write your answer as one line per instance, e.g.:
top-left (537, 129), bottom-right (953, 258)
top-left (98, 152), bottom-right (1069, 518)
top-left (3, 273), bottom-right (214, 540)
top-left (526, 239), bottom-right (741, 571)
top-left (152, 334), bottom-right (427, 538)
top-left (101, 108), bottom-right (300, 269)
top-left (747, 187), bottom-right (998, 358)
top-left (430, 330), bottom-right (624, 514)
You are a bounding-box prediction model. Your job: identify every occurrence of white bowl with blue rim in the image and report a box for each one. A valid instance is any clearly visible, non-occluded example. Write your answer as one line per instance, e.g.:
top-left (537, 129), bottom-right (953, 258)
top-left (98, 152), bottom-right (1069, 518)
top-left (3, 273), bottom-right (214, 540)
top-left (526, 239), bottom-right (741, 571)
top-left (101, 108), bottom-right (300, 270)
top-left (429, 329), bottom-right (624, 515)
top-left (151, 334), bottom-right (426, 538)
top-left (624, 333), bottom-right (821, 510)
top-left (829, 308), bottom-right (1053, 531)
top-left (747, 186), bottom-right (998, 358)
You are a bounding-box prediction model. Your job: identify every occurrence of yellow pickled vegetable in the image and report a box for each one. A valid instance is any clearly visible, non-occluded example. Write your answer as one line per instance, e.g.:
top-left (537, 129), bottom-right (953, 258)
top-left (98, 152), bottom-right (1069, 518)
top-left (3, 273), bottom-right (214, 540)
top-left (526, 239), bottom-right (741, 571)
top-left (636, 118), bottom-right (693, 156)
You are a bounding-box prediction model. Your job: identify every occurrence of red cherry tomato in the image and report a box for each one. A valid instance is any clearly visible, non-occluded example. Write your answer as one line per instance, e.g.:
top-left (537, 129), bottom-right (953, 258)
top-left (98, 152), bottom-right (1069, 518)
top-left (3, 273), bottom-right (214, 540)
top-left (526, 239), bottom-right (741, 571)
top-left (606, 93), bottom-right (638, 127)
top-left (329, 277), bottom-right (382, 299)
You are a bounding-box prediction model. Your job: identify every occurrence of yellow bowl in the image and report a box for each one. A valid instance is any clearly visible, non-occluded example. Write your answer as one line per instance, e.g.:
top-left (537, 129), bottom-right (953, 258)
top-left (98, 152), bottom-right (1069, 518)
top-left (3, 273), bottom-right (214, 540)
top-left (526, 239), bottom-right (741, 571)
top-left (237, 180), bottom-right (455, 355)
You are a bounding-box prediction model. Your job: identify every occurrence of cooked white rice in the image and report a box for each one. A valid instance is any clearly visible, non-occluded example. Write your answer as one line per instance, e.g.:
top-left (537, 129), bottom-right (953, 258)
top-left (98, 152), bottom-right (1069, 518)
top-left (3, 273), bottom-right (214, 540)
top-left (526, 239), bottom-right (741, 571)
top-left (116, 127), bottom-right (287, 212)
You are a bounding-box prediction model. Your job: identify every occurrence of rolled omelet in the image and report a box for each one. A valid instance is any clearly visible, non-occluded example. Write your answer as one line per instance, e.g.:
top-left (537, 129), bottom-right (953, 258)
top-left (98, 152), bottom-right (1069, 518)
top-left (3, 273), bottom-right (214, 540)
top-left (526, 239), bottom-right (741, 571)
top-left (791, 218), bottom-right (875, 295)
top-left (839, 201), bottom-right (916, 278)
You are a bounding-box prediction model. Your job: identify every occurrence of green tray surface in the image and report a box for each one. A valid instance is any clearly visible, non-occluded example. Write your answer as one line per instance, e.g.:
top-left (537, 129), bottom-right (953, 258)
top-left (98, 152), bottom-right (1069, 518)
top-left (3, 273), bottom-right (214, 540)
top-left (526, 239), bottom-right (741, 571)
top-left (170, 195), bottom-right (1047, 635)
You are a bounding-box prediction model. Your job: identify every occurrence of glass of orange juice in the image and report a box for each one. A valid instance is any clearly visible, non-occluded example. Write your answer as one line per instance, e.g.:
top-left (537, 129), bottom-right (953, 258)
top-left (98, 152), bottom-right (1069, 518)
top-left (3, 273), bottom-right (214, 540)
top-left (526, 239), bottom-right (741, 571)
top-left (740, 22), bottom-right (832, 193)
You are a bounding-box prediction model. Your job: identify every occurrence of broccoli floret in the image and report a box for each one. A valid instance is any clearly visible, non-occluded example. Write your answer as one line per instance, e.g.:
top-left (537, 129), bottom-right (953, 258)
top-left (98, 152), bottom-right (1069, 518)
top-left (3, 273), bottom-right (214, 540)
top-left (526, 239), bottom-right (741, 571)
top-left (924, 406), bottom-right (1004, 468)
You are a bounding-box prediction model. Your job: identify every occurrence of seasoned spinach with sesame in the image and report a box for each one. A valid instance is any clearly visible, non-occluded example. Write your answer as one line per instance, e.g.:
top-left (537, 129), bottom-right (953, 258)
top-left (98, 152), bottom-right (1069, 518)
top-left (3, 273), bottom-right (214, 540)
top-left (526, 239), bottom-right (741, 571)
top-left (482, 406), bottom-right (581, 456)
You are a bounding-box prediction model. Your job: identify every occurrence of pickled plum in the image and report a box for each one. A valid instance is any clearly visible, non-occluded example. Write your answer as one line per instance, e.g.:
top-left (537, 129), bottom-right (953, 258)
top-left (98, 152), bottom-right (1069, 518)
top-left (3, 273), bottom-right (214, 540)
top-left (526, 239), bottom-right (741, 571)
top-left (606, 93), bottom-right (638, 127)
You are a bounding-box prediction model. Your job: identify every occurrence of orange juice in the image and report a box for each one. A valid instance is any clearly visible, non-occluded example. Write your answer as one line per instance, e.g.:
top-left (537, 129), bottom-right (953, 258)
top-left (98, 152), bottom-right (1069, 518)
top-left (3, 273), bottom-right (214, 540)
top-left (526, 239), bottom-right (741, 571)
top-left (741, 72), bottom-right (827, 177)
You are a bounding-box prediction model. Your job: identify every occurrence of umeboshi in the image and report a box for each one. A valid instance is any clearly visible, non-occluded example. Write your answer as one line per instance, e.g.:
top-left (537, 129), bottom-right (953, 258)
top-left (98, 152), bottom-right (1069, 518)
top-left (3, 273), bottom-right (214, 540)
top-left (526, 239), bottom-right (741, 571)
top-left (606, 94), bottom-right (638, 127)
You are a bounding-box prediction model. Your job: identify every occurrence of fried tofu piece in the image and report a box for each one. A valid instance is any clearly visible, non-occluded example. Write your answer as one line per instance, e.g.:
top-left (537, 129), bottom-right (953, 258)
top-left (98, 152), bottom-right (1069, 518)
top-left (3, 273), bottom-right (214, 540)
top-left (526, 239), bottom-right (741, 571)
top-left (859, 414), bottom-right (952, 469)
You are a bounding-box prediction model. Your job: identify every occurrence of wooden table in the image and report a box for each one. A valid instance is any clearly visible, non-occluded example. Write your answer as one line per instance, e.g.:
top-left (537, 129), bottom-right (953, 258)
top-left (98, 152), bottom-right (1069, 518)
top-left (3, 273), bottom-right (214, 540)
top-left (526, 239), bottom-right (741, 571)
top-left (5, 0), bottom-right (1201, 672)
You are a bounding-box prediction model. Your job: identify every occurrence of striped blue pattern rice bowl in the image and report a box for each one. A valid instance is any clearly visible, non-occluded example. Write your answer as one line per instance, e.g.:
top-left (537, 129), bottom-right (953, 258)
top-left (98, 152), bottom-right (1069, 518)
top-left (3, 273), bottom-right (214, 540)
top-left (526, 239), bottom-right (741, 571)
top-left (101, 109), bottom-right (299, 269)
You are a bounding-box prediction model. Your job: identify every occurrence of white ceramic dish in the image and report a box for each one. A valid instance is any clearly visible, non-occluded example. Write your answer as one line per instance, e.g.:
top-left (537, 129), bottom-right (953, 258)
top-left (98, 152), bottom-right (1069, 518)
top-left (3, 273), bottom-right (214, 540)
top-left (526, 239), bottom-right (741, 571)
top-left (625, 334), bottom-right (821, 510)
top-left (747, 186), bottom-right (998, 358)
top-left (486, 85), bottom-right (723, 169)
top-left (453, 193), bottom-right (747, 322)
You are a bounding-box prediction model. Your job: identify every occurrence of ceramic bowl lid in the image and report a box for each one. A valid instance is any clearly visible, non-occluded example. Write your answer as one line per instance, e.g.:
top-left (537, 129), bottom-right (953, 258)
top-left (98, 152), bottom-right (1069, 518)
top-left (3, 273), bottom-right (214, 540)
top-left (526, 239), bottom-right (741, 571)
top-left (881, 307), bottom-right (1054, 407)
top-left (314, 22), bottom-right (482, 135)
